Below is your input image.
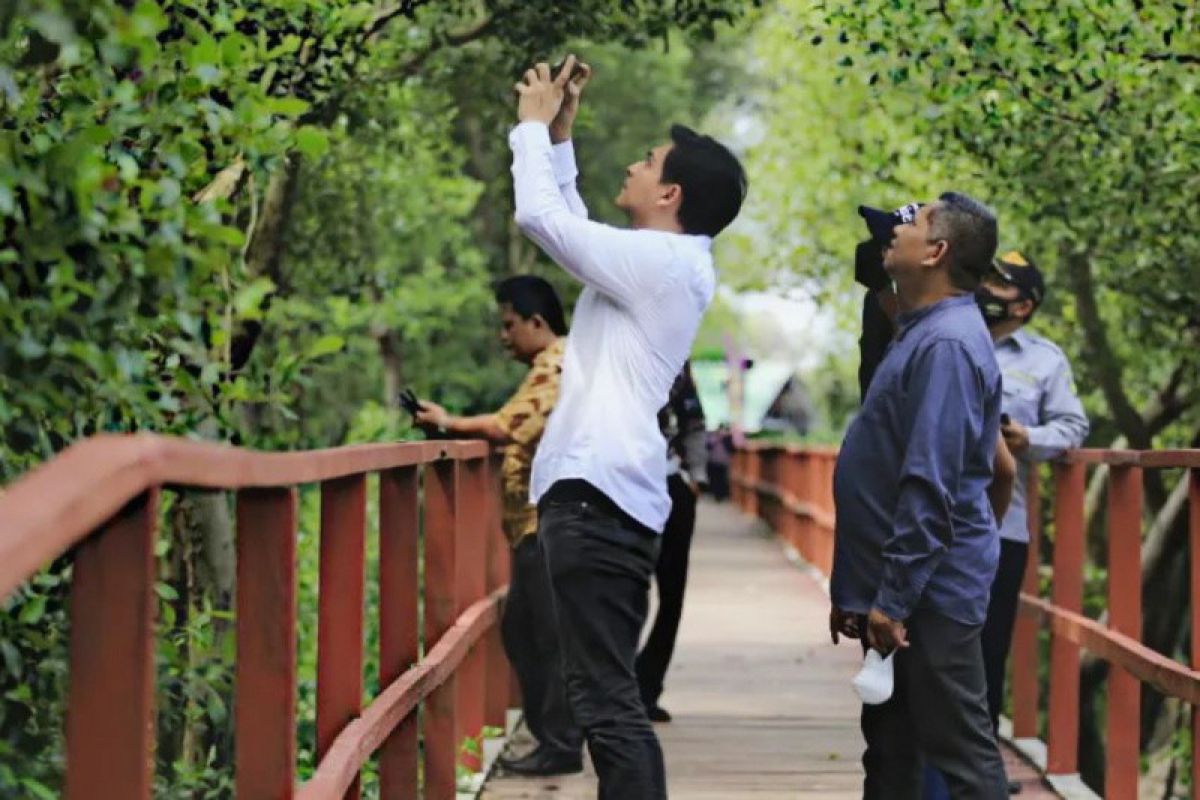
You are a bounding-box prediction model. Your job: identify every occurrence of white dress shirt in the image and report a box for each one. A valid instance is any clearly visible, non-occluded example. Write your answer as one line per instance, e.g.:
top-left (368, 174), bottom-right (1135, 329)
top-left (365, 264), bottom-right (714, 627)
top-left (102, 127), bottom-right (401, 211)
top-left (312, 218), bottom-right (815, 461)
top-left (509, 121), bottom-right (715, 532)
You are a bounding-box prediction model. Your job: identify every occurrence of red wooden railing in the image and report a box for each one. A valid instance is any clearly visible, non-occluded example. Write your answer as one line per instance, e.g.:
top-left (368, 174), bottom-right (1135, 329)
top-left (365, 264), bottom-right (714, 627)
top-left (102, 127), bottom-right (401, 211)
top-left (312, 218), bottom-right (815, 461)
top-left (732, 443), bottom-right (1200, 799)
top-left (0, 433), bottom-right (512, 799)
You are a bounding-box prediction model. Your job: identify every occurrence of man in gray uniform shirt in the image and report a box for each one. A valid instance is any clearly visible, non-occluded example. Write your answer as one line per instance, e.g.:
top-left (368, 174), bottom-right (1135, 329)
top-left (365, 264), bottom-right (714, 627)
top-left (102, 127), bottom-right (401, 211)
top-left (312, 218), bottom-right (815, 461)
top-left (976, 250), bottom-right (1089, 767)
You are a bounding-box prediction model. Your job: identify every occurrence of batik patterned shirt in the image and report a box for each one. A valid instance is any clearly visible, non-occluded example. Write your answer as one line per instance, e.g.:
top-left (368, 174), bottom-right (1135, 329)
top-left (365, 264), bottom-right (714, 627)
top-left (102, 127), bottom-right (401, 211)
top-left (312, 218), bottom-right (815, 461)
top-left (495, 337), bottom-right (566, 545)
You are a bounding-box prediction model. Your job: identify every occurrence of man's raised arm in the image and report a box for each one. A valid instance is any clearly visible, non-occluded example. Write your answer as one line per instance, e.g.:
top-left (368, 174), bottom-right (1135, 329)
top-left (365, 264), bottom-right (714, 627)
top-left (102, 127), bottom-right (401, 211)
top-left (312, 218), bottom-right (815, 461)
top-left (510, 59), bottom-right (666, 307)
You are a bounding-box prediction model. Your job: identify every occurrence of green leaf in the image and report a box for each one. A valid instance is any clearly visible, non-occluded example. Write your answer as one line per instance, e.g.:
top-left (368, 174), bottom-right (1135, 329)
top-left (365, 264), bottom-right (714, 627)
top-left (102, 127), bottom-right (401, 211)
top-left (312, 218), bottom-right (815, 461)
top-left (306, 335), bottom-right (345, 359)
top-left (131, 1), bottom-right (169, 38)
top-left (295, 126), bottom-right (329, 159)
top-left (234, 277), bottom-right (277, 319)
top-left (20, 778), bottom-right (56, 800)
top-left (30, 11), bottom-right (76, 45)
top-left (265, 97), bottom-right (311, 117)
top-left (155, 582), bottom-right (179, 601)
top-left (18, 595), bottom-right (46, 625)
top-left (0, 640), bottom-right (21, 679)
top-left (206, 687), bottom-right (227, 724)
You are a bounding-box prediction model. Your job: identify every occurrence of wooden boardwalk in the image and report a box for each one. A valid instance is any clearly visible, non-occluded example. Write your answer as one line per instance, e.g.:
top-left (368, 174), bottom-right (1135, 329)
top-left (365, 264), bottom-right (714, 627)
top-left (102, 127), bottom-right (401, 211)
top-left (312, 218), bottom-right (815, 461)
top-left (480, 499), bottom-right (1057, 799)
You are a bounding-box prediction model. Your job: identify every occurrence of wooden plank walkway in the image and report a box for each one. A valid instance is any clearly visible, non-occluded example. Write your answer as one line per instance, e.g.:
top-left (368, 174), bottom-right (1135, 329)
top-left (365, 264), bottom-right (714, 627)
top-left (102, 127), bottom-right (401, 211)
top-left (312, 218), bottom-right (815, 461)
top-left (480, 499), bottom-right (1058, 799)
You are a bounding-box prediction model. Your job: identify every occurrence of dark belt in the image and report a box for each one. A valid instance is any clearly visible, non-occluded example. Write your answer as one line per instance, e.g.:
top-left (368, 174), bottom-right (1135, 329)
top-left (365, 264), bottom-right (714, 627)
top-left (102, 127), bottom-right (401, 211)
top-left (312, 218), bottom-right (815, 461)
top-left (539, 479), bottom-right (658, 538)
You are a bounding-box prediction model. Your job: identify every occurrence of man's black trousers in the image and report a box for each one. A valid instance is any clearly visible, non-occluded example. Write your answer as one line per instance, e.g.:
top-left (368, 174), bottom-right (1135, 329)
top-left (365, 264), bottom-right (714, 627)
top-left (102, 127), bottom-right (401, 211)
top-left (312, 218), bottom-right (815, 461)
top-left (500, 535), bottom-right (582, 756)
top-left (636, 473), bottom-right (697, 709)
top-left (538, 495), bottom-right (666, 800)
top-left (860, 609), bottom-right (1008, 799)
top-left (981, 538), bottom-right (1030, 732)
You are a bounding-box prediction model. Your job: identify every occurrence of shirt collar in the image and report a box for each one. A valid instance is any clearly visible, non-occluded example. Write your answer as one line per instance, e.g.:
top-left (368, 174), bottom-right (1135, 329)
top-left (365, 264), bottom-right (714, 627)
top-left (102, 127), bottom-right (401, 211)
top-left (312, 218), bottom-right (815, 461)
top-left (533, 337), bottom-right (565, 366)
top-left (996, 328), bottom-right (1031, 350)
top-left (895, 294), bottom-right (974, 339)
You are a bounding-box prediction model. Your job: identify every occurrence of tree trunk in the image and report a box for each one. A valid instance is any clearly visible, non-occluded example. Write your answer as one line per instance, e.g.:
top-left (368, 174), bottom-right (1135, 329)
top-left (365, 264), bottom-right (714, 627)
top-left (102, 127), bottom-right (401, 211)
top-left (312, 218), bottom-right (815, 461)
top-left (379, 330), bottom-right (404, 409)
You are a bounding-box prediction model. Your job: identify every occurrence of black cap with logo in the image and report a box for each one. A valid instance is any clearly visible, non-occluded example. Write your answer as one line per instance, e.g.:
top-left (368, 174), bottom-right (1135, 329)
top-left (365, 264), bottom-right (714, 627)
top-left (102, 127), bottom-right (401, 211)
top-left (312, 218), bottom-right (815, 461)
top-left (991, 250), bottom-right (1045, 305)
top-left (855, 202), bottom-right (923, 291)
top-left (858, 202), bottom-right (922, 245)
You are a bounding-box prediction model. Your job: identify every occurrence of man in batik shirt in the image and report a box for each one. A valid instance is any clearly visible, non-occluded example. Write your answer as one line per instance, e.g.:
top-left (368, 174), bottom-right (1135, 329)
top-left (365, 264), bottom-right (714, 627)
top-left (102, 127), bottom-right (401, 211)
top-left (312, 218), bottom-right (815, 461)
top-left (415, 275), bottom-right (583, 776)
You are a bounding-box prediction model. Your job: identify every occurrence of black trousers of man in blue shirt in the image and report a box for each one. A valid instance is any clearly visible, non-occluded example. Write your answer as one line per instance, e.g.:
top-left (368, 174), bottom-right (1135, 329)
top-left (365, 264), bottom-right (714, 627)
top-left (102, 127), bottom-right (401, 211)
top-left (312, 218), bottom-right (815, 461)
top-left (861, 610), bottom-right (1007, 799)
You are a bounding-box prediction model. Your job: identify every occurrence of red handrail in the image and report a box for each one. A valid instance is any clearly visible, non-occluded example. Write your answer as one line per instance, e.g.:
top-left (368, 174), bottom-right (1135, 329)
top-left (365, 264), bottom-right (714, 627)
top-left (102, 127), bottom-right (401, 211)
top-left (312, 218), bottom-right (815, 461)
top-left (0, 433), bottom-right (512, 799)
top-left (732, 444), bottom-right (1200, 799)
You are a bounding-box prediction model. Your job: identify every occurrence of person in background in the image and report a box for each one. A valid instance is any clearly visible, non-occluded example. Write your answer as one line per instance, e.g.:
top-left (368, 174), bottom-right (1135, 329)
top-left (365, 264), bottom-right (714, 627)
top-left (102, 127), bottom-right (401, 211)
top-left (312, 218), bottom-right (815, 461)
top-left (636, 361), bottom-right (708, 722)
top-left (706, 423), bottom-right (733, 502)
top-left (414, 275), bottom-right (584, 776)
top-left (830, 193), bottom-right (1010, 799)
top-left (977, 251), bottom-right (1089, 792)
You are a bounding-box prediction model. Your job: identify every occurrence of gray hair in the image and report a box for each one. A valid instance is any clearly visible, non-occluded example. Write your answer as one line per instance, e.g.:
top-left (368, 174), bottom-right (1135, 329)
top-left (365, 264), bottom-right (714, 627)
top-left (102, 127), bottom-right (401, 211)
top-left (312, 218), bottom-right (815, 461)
top-left (927, 192), bottom-right (998, 290)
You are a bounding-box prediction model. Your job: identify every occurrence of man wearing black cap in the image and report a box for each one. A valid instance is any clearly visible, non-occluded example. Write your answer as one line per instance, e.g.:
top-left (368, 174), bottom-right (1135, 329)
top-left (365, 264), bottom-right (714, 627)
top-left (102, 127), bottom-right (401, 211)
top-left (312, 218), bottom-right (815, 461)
top-left (855, 202), bottom-right (921, 398)
top-left (977, 251), bottom-right (1089, 760)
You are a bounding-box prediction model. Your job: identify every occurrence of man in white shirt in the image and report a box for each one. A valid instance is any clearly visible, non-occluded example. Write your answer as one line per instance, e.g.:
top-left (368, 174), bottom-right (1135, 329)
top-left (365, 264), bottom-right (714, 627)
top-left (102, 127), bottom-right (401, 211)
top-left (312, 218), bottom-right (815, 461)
top-left (510, 56), bottom-right (747, 798)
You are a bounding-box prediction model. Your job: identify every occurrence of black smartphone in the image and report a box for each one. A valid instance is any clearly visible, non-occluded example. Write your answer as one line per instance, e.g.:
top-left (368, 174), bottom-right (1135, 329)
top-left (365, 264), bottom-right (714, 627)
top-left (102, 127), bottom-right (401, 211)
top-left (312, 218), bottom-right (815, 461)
top-left (553, 58), bottom-right (587, 82)
top-left (1000, 413), bottom-right (1011, 427)
top-left (399, 388), bottom-right (421, 416)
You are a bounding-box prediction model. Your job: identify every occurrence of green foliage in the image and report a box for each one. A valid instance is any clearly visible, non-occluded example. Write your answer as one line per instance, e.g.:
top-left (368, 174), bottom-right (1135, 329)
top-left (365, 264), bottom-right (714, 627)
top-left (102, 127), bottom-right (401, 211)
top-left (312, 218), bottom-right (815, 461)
top-left (812, 0), bottom-right (1200, 441)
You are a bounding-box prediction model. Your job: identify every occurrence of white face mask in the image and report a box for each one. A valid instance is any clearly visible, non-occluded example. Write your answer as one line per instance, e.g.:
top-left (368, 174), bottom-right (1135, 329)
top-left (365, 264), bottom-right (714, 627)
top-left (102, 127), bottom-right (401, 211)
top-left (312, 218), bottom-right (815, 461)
top-left (852, 648), bottom-right (896, 705)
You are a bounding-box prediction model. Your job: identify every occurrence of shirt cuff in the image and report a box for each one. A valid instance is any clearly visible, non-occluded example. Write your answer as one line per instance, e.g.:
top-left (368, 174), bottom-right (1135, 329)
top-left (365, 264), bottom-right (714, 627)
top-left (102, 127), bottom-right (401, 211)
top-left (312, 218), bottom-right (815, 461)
top-left (872, 588), bottom-right (915, 623)
top-left (508, 120), bottom-right (552, 153)
top-left (550, 140), bottom-right (579, 185)
top-left (1025, 425), bottom-right (1067, 460)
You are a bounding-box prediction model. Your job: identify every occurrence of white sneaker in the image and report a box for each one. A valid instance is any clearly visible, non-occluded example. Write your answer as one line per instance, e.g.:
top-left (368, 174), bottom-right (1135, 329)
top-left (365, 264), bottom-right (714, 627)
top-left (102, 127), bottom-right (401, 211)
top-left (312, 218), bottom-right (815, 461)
top-left (852, 649), bottom-right (895, 705)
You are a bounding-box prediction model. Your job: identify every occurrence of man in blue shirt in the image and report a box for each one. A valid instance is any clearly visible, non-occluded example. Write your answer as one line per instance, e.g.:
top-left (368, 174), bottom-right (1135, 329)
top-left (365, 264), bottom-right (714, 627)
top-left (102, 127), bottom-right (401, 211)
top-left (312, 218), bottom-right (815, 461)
top-left (830, 192), bottom-right (1009, 799)
top-left (978, 252), bottom-right (1089, 730)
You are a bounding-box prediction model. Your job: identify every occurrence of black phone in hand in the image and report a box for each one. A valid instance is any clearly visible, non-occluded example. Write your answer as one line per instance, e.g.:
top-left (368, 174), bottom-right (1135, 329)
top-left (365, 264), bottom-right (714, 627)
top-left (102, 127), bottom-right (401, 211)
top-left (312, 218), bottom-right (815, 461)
top-left (399, 388), bottom-right (421, 416)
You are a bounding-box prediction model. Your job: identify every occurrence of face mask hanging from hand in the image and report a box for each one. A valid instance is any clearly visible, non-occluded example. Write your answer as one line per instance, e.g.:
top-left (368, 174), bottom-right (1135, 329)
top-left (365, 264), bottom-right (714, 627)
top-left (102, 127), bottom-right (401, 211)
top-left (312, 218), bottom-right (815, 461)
top-left (974, 286), bottom-right (1015, 326)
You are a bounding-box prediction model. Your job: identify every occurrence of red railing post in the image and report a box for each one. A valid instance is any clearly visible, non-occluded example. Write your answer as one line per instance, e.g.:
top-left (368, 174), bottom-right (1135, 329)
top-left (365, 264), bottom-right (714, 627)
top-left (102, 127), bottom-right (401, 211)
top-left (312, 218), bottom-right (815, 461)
top-left (746, 448), bottom-right (760, 519)
top-left (236, 488), bottom-right (298, 800)
top-left (65, 489), bottom-right (160, 800)
top-left (1189, 467), bottom-right (1200, 800)
top-left (815, 453), bottom-right (835, 576)
top-left (456, 457), bottom-right (488, 771)
top-left (1012, 466), bottom-right (1042, 739)
top-left (796, 451), bottom-right (814, 564)
top-left (729, 448), bottom-right (739, 510)
top-left (316, 475), bottom-right (367, 800)
top-left (1047, 461), bottom-right (1086, 775)
top-left (761, 448), bottom-right (777, 531)
top-left (424, 459), bottom-right (460, 799)
top-left (1106, 465), bottom-right (1143, 799)
top-left (378, 466), bottom-right (420, 799)
top-left (483, 455), bottom-right (512, 731)
top-left (780, 450), bottom-right (799, 553)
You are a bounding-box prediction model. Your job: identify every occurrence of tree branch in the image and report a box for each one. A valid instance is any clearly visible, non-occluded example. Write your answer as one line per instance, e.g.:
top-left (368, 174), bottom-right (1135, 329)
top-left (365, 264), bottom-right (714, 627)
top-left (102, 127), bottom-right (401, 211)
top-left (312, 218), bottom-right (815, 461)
top-left (369, 13), bottom-right (498, 85)
top-left (1060, 246), bottom-right (1151, 448)
top-left (1143, 52), bottom-right (1200, 66)
top-left (363, 1), bottom-right (435, 42)
top-left (192, 158), bottom-right (247, 204)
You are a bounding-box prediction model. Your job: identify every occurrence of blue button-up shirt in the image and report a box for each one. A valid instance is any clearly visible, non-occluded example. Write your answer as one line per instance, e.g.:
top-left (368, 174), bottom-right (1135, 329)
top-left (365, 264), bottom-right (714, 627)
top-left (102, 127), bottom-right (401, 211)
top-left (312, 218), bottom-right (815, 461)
top-left (995, 329), bottom-right (1089, 543)
top-left (832, 294), bottom-right (1002, 626)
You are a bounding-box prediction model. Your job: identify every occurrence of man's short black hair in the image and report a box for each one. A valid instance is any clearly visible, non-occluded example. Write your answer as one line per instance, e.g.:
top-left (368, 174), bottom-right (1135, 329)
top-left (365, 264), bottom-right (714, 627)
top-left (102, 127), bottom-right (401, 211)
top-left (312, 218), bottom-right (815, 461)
top-left (928, 191), bottom-right (999, 290)
top-left (494, 275), bottom-right (568, 335)
top-left (661, 124), bottom-right (748, 237)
